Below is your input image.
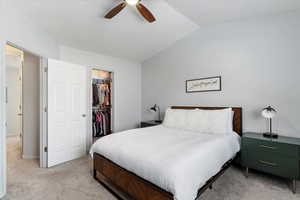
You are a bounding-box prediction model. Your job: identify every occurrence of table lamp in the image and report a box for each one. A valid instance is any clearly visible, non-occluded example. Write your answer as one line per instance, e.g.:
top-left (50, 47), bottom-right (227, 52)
top-left (150, 104), bottom-right (162, 123)
top-left (261, 106), bottom-right (278, 138)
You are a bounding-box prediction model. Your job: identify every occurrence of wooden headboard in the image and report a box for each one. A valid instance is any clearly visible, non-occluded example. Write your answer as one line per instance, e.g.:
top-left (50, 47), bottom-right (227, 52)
top-left (171, 106), bottom-right (243, 135)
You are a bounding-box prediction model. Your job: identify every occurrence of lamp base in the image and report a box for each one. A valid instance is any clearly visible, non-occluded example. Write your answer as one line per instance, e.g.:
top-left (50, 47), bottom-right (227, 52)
top-left (263, 132), bottom-right (278, 139)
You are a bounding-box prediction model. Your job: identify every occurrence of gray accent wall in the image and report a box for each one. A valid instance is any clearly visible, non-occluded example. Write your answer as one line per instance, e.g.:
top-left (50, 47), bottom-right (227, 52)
top-left (142, 12), bottom-right (300, 138)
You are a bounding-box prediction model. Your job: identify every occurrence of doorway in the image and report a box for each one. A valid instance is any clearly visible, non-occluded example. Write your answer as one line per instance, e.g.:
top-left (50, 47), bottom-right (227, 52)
top-left (91, 69), bottom-right (113, 143)
top-left (5, 45), bottom-right (23, 163)
top-left (5, 44), bottom-right (40, 167)
top-left (2, 45), bottom-right (92, 197)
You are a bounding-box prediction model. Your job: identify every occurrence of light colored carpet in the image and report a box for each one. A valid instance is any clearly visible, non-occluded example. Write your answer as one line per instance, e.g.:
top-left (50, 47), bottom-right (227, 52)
top-left (3, 136), bottom-right (300, 200)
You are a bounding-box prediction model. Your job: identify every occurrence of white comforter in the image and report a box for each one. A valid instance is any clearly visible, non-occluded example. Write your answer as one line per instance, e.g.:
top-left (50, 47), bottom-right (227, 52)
top-left (90, 125), bottom-right (240, 200)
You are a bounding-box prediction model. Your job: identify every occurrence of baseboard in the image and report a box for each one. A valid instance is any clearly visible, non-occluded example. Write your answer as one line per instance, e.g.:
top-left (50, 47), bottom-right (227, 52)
top-left (22, 155), bottom-right (39, 160)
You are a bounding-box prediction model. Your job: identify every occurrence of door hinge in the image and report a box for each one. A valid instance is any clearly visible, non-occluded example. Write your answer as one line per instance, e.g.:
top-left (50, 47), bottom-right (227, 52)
top-left (44, 67), bottom-right (48, 73)
top-left (44, 107), bottom-right (47, 112)
top-left (44, 147), bottom-right (48, 152)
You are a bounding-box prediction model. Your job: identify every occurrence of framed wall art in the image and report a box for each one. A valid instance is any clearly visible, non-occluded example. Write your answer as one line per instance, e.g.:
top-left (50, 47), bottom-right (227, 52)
top-left (186, 76), bottom-right (221, 93)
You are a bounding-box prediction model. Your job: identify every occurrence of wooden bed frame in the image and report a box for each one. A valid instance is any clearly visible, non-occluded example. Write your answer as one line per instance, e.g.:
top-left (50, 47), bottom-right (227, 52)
top-left (93, 106), bottom-right (243, 200)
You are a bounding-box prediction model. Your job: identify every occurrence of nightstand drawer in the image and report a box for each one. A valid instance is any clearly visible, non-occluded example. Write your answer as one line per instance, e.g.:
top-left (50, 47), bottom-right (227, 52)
top-left (243, 137), bottom-right (299, 158)
top-left (245, 152), bottom-right (299, 179)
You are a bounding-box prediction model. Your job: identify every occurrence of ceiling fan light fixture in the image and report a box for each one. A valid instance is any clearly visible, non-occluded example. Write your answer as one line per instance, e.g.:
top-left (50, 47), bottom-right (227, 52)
top-left (105, 0), bottom-right (156, 23)
top-left (126, 0), bottom-right (139, 6)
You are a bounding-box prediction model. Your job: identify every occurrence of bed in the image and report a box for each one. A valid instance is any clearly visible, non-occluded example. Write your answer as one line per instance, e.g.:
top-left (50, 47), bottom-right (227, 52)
top-left (91, 106), bottom-right (242, 200)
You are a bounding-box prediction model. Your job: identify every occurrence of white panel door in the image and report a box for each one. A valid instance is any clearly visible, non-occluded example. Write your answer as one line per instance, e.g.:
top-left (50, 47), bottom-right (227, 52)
top-left (47, 59), bottom-right (87, 167)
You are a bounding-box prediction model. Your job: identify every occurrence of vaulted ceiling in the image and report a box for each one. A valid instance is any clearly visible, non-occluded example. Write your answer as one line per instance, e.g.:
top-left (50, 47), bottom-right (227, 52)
top-left (165, 0), bottom-right (300, 25)
top-left (7, 0), bottom-right (300, 62)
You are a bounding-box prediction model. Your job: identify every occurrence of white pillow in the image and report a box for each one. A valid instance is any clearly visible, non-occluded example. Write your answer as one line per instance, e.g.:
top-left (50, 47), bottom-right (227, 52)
top-left (185, 109), bottom-right (209, 132)
top-left (162, 108), bottom-right (188, 129)
top-left (185, 108), bottom-right (232, 134)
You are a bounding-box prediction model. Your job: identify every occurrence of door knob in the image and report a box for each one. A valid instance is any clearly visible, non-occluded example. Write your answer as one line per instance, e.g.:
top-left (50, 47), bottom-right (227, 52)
top-left (82, 114), bottom-right (86, 117)
top-left (18, 113), bottom-right (23, 116)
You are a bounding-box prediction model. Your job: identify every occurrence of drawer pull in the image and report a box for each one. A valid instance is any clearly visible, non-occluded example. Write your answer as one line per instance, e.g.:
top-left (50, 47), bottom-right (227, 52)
top-left (259, 145), bottom-right (277, 150)
top-left (259, 160), bottom-right (277, 167)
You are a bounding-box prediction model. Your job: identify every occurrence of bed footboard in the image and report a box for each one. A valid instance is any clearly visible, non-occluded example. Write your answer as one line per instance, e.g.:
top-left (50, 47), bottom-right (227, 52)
top-left (93, 153), bottom-right (173, 200)
top-left (94, 153), bottom-right (236, 200)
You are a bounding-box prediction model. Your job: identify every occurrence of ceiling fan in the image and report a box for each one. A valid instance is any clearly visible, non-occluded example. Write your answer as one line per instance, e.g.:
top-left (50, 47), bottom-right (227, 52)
top-left (104, 0), bottom-right (156, 23)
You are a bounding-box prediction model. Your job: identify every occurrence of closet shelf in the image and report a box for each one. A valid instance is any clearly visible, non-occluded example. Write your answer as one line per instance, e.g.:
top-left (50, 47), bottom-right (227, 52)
top-left (93, 106), bottom-right (111, 111)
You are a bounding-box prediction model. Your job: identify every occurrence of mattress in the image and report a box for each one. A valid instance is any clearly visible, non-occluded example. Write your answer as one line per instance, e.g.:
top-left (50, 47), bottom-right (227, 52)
top-left (90, 125), bottom-right (241, 200)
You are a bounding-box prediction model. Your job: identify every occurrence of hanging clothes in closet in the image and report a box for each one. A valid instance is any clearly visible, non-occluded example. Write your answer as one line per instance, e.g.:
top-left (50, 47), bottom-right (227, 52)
top-left (92, 109), bottom-right (110, 137)
top-left (92, 77), bottom-right (112, 138)
top-left (92, 79), bottom-right (111, 107)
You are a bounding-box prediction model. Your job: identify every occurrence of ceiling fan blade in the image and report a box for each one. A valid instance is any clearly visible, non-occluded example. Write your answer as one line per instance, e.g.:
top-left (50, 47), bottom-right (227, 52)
top-left (104, 2), bottom-right (127, 19)
top-left (136, 3), bottom-right (156, 23)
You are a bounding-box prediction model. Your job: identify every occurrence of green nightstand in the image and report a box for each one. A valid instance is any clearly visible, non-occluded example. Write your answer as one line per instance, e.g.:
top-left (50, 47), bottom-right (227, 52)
top-left (241, 132), bottom-right (300, 193)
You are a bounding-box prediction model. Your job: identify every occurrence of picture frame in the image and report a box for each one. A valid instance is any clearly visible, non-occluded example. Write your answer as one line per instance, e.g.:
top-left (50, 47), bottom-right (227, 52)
top-left (186, 76), bottom-right (222, 93)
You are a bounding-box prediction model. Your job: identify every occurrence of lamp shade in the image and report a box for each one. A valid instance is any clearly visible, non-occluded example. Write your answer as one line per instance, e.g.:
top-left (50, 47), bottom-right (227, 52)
top-left (261, 106), bottom-right (277, 119)
top-left (150, 104), bottom-right (158, 113)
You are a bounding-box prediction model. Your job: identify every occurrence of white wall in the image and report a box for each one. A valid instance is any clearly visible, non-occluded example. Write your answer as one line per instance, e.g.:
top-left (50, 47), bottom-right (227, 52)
top-left (6, 68), bottom-right (21, 137)
top-left (142, 12), bottom-right (300, 138)
top-left (1, 1), bottom-right (59, 58)
top-left (0, 0), bottom-right (60, 197)
top-left (59, 46), bottom-right (142, 132)
top-left (22, 52), bottom-right (40, 159)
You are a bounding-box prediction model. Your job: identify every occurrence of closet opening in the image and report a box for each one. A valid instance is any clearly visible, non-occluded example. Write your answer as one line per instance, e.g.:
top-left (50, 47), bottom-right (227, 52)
top-left (91, 69), bottom-right (113, 143)
top-left (5, 44), bottom-right (41, 168)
